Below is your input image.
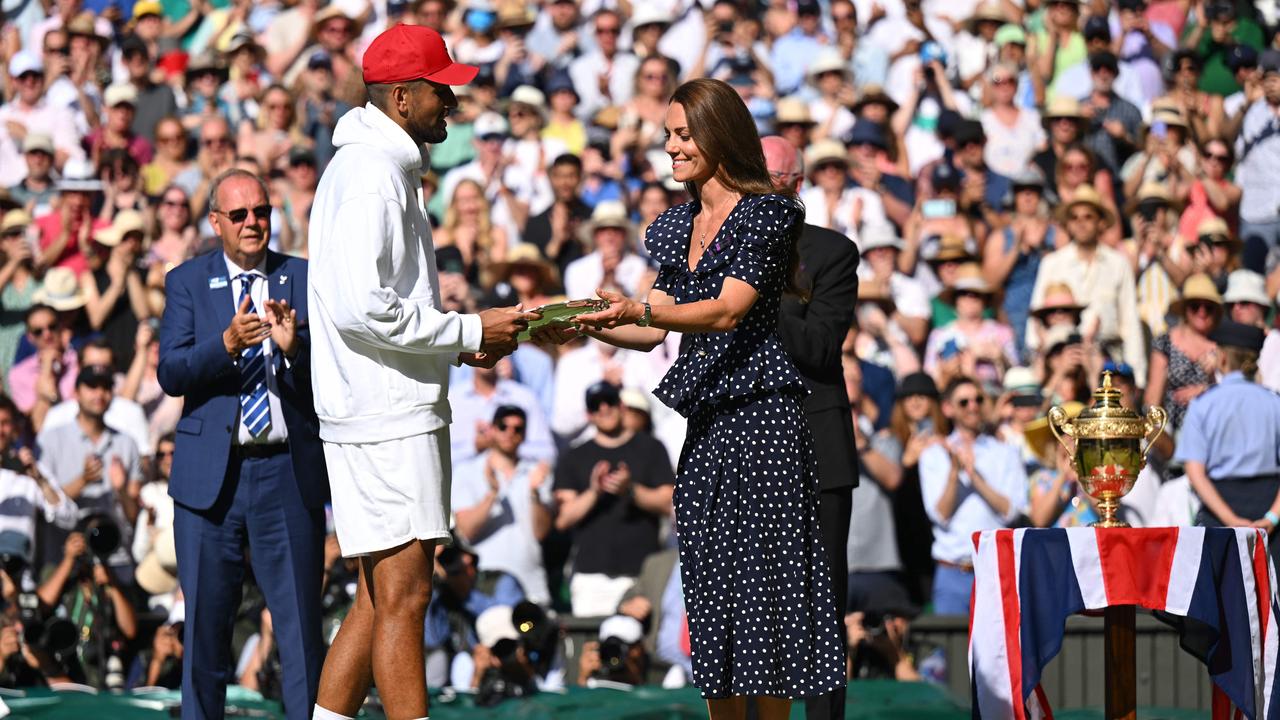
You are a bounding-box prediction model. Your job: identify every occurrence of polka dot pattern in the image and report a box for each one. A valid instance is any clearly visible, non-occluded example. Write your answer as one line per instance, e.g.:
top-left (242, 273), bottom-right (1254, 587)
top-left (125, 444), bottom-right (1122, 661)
top-left (646, 194), bottom-right (808, 419)
top-left (645, 194), bottom-right (846, 700)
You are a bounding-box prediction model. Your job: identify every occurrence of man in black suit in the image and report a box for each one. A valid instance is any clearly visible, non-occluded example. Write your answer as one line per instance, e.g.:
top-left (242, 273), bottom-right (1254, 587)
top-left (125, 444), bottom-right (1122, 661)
top-left (763, 136), bottom-right (860, 720)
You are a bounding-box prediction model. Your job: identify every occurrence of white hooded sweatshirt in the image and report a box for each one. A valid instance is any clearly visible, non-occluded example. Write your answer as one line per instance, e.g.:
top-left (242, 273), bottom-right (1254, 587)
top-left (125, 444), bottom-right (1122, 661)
top-left (308, 104), bottom-right (483, 444)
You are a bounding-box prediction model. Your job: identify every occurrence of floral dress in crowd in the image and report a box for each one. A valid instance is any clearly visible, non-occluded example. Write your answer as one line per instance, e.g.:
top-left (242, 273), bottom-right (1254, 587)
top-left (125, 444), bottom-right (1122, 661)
top-left (645, 194), bottom-right (846, 700)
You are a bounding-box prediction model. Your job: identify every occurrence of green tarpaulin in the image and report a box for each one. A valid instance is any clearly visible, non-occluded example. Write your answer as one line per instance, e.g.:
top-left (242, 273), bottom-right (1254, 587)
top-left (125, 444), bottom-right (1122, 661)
top-left (0, 683), bottom-right (1210, 719)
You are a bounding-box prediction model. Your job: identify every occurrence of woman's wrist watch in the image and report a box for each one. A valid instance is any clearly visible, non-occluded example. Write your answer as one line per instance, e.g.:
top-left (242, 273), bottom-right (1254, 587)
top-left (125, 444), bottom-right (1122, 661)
top-left (636, 301), bottom-right (652, 327)
top-left (1265, 511), bottom-right (1280, 527)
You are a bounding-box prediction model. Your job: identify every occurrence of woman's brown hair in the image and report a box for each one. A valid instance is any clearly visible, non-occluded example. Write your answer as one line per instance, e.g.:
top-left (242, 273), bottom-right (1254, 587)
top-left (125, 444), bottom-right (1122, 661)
top-left (889, 397), bottom-right (947, 447)
top-left (670, 78), bottom-right (805, 297)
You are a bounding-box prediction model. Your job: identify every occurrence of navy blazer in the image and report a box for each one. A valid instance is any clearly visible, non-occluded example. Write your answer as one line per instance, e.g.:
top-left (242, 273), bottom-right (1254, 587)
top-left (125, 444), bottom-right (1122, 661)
top-left (158, 249), bottom-right (328, 511)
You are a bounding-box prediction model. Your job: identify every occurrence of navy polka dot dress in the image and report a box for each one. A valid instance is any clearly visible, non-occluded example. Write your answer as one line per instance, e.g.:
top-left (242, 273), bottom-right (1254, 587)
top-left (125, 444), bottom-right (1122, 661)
top-left (646, 194), bottom-right (846, 700)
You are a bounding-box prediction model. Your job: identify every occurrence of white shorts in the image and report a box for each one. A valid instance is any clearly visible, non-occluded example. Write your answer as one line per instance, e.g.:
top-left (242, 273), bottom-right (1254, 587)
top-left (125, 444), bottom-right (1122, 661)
top-left (323, 428), bottom-right (453, 558)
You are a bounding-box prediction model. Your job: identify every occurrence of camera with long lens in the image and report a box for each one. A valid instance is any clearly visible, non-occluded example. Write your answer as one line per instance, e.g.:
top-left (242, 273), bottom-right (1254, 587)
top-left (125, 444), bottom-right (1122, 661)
top-left (73, 513), bottom-right (121, 578)
top-left (511, 601), bottom-right (557, 676)
top-left (475, 638), bottom-right (535, 707)
top-left (595, 637), bottom-right (631, 681)
top-left (16, 592), bottom-right (80, 677)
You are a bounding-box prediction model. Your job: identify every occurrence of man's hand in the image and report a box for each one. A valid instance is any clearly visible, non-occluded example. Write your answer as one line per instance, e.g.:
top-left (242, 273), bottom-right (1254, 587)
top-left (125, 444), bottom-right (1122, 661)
top-left (108, 456), bottom-right (127, 492)
top-left (477, 305), bottom-right (539, 356)
top-left (619, 595), bottom-right (652, 621)
top-left (262, 299), bottom-right (299, 358)
top-left (588, 460), bottom-right (611, 491)
top-left (600, 461), bottom-right (631, 495)
top-left (64, 532), bottom-right (87, 562)
top-left (223, 295), bottom-right (271, 356)
top-left (528, 461), bottom-right (551, 496)
top-left (83, 455), bottom-right (104, 485)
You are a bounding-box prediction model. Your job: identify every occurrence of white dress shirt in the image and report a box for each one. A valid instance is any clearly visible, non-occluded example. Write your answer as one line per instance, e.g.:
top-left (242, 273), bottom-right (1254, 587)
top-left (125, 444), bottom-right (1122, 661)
top-left (919, 432), bottom-right (1028, 564)
top-left (225, 255), bottom-right (289, 445)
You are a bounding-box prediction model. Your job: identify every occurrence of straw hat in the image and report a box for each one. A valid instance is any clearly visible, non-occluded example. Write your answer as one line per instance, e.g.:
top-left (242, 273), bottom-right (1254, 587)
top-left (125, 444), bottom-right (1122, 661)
top-left (1168, 272), bottom-right (1224, 318)
top-left (1126, 182), bottom-right (1176, 215)
top-left (497, 1), bottom-right (537, 29)
top-left (1041, 96), bottom-right (1087, 128)
top-left (852, 84), bottom-right (899, 114)
top-left (924, 234), bottom-right (977, 264)
top-left (1, 209), bottom-right (31, 235)
top-left (1196, 216), bottom-right (1241, 252)
top-left (1147, 108), bottom-right (1189, 133)
top-left (1055, 184), bottom-right (1115, 227)
top-left (136, 527), bottom-right (178, 595)
top-left (1031, 282), bottom-right (1086, 320)
top-left (940, 263), bottom-right (995, 304)
top-left (804, 139), bottom-right (848, 170)
top-left (1024, 402), bottom-right (1084, 463)
top-left (856, 277), bottom-right (895, 313)
top-left (94, 210), bottom-right (145, 247)
top-left (579, 201), bottom-right (634, 247)
top-left (65, 12), bottom-right (109, 51)
top-left (33, 267), bottom-right (86, 311)
top-left (311, 6), bottom-right (364, 38)
top-left (492, 242), bottom-right (559, 289)
top-left (967, 1), bottom-right (1009, 32)
top-left (774, 97), bottom-right (815, 125)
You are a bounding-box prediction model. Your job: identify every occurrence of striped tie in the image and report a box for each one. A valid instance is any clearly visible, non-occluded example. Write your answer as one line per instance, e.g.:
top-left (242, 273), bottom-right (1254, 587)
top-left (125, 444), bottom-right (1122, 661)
top-left (236, 273), bottom-right (271, 438)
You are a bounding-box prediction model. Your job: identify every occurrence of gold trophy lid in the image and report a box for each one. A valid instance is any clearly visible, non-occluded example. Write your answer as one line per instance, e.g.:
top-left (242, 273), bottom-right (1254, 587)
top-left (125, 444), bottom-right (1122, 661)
top-left (1068, 372), bottom-right (1146, 438)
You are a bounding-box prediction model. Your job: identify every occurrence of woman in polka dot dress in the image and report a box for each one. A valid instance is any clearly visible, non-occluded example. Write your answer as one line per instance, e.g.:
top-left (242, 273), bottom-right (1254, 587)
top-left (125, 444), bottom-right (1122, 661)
top-left (539, 79), bottom-right (845, 719)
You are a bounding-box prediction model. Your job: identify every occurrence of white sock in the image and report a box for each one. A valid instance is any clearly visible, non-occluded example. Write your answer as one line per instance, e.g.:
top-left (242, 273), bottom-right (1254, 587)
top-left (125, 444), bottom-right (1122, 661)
top-left (311, 707), bottom-right (354, 720)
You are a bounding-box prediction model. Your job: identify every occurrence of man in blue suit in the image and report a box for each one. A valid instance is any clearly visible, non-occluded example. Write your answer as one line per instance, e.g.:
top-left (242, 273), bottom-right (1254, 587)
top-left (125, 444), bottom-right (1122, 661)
top-left (158, 168), bottom-right (327, 720)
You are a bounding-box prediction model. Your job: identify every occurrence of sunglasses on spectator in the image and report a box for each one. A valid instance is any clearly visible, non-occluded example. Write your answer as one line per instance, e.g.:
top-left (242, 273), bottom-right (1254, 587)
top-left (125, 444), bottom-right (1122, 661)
top-left (586, 398), bottom-right (620, 412)
top-left (596, 25), bottom-right (621, 35)
top-left (15, 72), bottom-right (42, 82)
top-left (498, 422), bottom-right (526, 435)
top-left (954, 396), bottom-right (983, 408)
top-left (157, 449), bottom-right (175, 458)
top-left (157, 133), bottom-right (185, 144)
top-left (1063, 161), bottom-right (1090, 171)
top-left (1185, 300), bottom-right (1218, 314)
top-left (203, 136), bottom-right (232, 148)
top-left (643, 73), bottom-right (668, 81)
top-left (1204, 152), bottom-right (1230, 162)
top-left (1, 229), bottom-right (23, 239)
top-left (161, 198), bottom-right (188, 208)
top-left (216, 205), bottom-right (272, 224)
top-left (28, 324), bottom-right (56, 337)
top-left (44, 45), bottom-right (69, 56)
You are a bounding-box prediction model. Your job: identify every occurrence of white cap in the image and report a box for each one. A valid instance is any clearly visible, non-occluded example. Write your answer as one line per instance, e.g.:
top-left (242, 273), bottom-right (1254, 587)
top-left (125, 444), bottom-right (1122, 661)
top-left (620, 388), bottom-right (650, 413)
top-left (807, 48), bottom-right (849, 79)
top-left (8, 51), bottom-right (42, 78)
top-left (1223, 269), bottom-right (1270, 307)
top-left (473, 111), bottom-right (509, 138)
top-left (598, 614), bottom-right (644, 644)
top-left (630, 5), bottom-right (674, 29)
top-left (104, 83), bottom-right (139, 107)
top-left (476, 605), bottom-right (519, 647)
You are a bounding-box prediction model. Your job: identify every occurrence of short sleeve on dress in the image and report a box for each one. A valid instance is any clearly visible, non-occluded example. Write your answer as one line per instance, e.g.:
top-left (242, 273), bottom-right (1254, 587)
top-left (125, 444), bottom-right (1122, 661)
top-left (725, 195), bottom-right (801, 292)
top-left (1152, 333), bottom-right (1172, 357)
top-left (644, 204), bottom-right (692, 294)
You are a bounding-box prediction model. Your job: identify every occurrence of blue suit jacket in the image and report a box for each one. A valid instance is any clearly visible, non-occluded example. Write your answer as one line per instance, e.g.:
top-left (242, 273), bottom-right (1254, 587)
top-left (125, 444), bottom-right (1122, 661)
top-left (157, 249), bottom-right (328, 511)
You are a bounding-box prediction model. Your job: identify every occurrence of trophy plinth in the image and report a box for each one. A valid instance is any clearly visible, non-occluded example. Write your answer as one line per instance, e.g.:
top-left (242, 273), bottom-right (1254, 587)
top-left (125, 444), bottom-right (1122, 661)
top-left (1048, 373), bottom-right (1166, 528)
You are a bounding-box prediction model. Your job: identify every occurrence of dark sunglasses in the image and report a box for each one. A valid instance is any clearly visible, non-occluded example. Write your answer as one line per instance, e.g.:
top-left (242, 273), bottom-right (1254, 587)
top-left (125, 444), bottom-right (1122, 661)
top-left (217, 205), bottom-right (271, 224)
top-left (1204, 153), bottom-right (1230, 162)
top-left (202, 137), bottom-right (232, 148)
top-left (498, 423), bottom-right (526, 434)
top-left (161, 199), bottom-right (188, 208)
top-left (954, 290), bottom-right (986, 300)
top-left (1, 229), bottom-right (24, 239)
top-left (45, 46), bottom-right (69, 56)
top-left (955, 396), bottom-right (984, 408)
top-left (157, 449), bottom-right (175, 458)
top-left (28, 324), bottom-right (55, 337)
top-left (1185, 300), bottom-right (1218, 314)
top-left (586, 398), bottom-right (620, 412)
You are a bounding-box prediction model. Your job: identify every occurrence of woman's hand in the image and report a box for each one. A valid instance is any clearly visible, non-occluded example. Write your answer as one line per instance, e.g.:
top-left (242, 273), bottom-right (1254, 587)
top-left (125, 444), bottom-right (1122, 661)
top-left (573, 288), bottom-right (644, 330)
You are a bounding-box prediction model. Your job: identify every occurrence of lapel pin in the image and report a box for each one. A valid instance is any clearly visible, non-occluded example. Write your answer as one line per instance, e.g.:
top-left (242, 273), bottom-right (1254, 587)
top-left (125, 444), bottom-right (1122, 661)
top-left (279, 275), bottom-right (287, 285)
top-left (209, 276), bottom-right (228, 289)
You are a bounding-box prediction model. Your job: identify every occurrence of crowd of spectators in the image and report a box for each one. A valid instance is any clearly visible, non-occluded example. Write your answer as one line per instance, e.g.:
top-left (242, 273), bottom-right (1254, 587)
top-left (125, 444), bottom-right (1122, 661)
top-left (1, 0), bottom-right (1279, 705)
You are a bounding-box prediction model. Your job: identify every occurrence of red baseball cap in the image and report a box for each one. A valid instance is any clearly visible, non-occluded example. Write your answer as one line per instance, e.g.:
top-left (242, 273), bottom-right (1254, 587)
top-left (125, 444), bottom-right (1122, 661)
top-left (362, 24), bottom-right (478, 86)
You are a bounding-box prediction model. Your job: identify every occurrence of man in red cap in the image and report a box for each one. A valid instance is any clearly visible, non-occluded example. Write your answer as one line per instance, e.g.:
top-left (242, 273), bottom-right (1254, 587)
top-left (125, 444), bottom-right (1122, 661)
top-left (307, 24), bottom-right (536, 720)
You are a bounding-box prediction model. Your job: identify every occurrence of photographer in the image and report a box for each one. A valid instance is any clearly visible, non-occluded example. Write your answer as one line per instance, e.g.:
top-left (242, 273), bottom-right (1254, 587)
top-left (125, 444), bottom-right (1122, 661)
top-left (576, 614), bottom-right (648, 687)
top-left (143, 620), bottom-right (182, 689)
top-left (37, 365), bottom-right (143, 579)
top-left (0, 437), bottom-right (77, 561)
top-left (35, 528), bottom-right (137, 686)
top-left (424, 544), bottom-right (525, 689)
top-left (471, 601), bottom-right (563, 706)
top-left (0, 616), bottom-right (44, 688)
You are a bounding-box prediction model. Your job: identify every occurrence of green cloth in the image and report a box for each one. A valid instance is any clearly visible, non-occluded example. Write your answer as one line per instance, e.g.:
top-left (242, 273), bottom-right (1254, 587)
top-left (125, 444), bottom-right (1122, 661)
top-left (1193, 20), bottom-right (1265, 96)
top-left (0, 685), bottom-right (1225, 719)
top-left (930, 297), bottom-right (995, 327)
